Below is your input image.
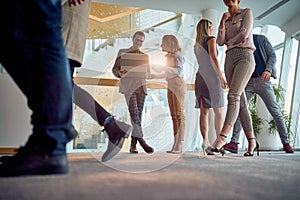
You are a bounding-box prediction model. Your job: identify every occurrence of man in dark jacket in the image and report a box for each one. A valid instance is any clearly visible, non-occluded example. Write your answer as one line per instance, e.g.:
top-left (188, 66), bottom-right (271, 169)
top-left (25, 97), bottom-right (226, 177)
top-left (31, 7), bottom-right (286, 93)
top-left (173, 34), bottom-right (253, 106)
top-left (112, 31), bottom-right (154, 154)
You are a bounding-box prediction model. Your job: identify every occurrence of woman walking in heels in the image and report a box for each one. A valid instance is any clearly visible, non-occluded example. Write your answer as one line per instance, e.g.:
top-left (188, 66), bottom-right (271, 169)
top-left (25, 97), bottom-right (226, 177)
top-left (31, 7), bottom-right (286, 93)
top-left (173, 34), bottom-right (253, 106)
top-left (152, 35), bottom-right (186, 154)
top-left (208, 0), bottom-right (259, 156)
top-left (194, 19), bottom-right (227, 155)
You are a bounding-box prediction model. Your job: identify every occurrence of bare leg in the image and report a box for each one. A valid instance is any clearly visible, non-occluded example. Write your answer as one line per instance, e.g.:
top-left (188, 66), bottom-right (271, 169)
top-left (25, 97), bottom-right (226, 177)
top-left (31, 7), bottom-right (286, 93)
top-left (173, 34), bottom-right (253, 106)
top-left (213, 107), bottom-right (224, 137)
top-left (200, 100), bottom-right (210, 146)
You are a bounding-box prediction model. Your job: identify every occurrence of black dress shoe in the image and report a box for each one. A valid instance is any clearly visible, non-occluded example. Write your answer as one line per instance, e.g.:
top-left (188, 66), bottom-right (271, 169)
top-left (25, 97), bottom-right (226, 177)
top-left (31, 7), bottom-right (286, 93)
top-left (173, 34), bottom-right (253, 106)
top-left (0, 155), bottom-right (11, 164)
top-left (66, 125), bottom-right (79, 142)
top-left (0, 145), bottom-right (33, 164)
top-left (101, 118), bottom-right (132, 162)
top-left (0, 151), bottom-right (68, 177)
top-left (0, 151), bottom-right (20, 164)
top-left (0, 127), bottom-right (78, 165)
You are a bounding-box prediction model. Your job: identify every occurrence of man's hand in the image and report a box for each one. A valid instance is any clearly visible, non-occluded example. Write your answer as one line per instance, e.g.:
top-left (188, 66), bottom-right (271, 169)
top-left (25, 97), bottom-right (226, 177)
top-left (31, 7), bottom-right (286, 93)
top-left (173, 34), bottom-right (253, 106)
top-left (261, 71), bottom-right (271, 82)
top-left (68, 0), bottom-right (85, 6)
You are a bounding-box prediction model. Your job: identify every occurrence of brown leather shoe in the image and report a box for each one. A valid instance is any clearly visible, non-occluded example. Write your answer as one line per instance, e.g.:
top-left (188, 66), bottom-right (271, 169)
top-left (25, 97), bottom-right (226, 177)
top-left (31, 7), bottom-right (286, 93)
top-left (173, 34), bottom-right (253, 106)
top-left (283, 143), bottom-right (294, 153)
top-left (137, 138), bottom-right (154, 154)
top-left (129, 137), bottom-right (138, 153)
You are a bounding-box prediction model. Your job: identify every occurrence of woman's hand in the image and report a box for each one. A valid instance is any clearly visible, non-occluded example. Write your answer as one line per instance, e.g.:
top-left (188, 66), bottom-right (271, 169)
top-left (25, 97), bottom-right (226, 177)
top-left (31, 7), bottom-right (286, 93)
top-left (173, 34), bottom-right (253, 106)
top-left (220, 75), bottom-right (228, 90)
top-left (220, 12), bottom-right (231, 26)
top-left (118, 71), bottom-right (127, 78)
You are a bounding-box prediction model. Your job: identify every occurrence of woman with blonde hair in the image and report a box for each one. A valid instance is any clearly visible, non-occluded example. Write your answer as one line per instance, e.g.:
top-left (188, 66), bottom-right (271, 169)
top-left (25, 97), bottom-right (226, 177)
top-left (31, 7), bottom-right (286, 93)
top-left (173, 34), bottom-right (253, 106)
top-left (153, 34), bottom-right (186, 153)
top-left (194, 19), bottom-right (227, 155)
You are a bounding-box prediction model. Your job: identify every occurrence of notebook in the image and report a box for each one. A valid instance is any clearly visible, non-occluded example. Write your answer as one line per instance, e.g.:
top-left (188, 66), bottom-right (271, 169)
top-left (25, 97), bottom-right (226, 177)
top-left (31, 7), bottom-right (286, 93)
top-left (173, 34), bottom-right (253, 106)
top-left (120, 53), bottom-right (149, 78)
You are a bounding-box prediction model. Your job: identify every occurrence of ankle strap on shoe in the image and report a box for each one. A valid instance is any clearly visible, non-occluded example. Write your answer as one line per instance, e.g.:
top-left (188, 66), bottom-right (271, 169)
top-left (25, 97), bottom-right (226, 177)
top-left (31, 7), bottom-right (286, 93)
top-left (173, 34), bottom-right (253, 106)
top-left (248, 138), bottom-right (255, 140)
top-left (219, 134), bottom-right (227, 138)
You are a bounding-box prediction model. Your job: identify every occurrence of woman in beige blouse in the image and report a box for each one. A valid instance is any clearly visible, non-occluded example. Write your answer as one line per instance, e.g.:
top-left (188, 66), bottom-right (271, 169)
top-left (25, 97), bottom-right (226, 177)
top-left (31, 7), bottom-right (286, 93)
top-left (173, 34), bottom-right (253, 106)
top-left (207, 0), bottom-right (259, 156)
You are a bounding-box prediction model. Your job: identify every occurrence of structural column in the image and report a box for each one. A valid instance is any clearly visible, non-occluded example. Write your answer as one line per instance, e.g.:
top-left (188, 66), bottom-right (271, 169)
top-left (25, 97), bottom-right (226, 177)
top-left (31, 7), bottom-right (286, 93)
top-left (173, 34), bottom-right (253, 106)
top-left (290, 43), bottom-right (300, 147)
top-left (201, 9), bottom-right (218, 36)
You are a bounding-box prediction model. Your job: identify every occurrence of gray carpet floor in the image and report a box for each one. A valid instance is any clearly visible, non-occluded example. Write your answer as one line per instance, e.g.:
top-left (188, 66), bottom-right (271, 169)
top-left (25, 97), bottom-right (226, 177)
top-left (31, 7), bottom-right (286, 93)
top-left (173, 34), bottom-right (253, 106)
top-left (0, 151), bottom-right (299, 200)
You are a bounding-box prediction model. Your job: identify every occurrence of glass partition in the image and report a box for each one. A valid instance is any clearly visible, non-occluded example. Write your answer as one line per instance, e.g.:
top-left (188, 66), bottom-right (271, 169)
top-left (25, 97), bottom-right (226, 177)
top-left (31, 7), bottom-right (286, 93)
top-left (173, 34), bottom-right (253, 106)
top-left (72, 85), bottom-right (202, 152)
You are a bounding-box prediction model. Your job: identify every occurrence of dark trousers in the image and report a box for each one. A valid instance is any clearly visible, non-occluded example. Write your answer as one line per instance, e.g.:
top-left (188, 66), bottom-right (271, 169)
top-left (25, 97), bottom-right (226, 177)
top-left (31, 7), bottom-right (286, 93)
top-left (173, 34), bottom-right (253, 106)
top-left (124, 87), bottom-right (146, 138)
top-left (70, 64), bottom-right (111, 126)
top-left (0, 0), bottom-right (73, 155)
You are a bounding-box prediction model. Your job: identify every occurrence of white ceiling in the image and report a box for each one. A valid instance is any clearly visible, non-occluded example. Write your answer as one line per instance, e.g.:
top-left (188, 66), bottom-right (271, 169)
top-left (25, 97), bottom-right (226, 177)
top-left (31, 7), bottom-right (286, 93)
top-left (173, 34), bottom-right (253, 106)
top-left (94, 0), bottom-right (300, 40)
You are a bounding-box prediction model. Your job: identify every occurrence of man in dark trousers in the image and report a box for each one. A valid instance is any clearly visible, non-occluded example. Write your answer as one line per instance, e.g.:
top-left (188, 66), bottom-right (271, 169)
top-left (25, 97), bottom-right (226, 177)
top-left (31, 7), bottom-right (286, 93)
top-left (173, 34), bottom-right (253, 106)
top-left (112, 31), bottom-right (154, 154)
top-left (0, 0), bottom-right (79, 176)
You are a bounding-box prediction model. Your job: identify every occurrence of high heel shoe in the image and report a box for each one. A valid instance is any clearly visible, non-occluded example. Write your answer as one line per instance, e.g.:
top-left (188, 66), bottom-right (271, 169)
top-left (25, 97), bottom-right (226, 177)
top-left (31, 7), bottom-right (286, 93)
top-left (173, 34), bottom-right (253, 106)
top-left (244, 138), bottom-right (259, 157)
top-left (171, 140), bottom-right (183, 154)
top-left (202, 142), bottom-right (214, 155)
top-left (207, 134), bottom-right (227, 156)
top-left (167, 133), bottom-right (178, 153)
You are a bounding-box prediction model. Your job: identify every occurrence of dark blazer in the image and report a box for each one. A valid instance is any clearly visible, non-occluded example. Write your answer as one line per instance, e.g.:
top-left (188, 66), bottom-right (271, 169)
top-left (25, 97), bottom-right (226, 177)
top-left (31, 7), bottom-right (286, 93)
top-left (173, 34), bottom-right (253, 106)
top-left (112, 48), bottom-right (150, 94)
top-left (254, 34), bottom-right (277, 79)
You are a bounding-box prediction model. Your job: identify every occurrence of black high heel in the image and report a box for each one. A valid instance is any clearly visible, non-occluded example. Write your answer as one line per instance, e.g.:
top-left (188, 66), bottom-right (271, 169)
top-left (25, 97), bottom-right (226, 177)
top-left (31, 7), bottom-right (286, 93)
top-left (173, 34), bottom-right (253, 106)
top-left (209, 134), bottom-right (227, 156)
top-left (244, 138), bottom-right (259, 157)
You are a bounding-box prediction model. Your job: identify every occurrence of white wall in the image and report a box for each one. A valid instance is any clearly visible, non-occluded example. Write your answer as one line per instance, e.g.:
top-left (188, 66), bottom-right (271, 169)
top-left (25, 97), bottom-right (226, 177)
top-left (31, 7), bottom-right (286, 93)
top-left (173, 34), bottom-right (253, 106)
top-left (0, 73), bottom-right (32, 147)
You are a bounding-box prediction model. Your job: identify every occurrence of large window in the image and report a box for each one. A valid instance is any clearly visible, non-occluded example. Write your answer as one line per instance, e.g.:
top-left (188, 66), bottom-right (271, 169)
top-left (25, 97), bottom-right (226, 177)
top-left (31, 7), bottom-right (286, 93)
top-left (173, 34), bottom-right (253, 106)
top-left (285, 39), bottom-right (298, 111)
top-left (72, 20), bottom-right (300, 152)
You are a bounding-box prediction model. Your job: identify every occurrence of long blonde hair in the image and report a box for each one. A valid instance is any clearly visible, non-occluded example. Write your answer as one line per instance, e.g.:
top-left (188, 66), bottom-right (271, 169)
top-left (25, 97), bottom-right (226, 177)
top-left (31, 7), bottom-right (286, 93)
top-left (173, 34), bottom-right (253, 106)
top-left (161, 35), bottom-right (182, 67)
top-left (161, 34), bottom-right (181, 53)
top-left (195, 19), bottom-right (212, 46)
